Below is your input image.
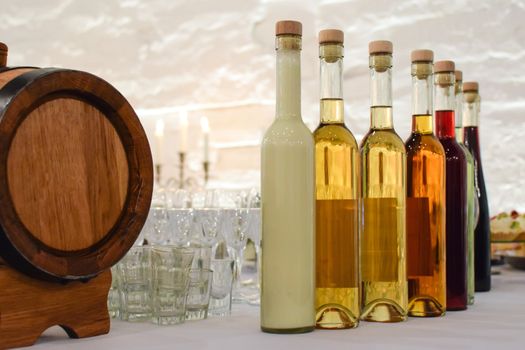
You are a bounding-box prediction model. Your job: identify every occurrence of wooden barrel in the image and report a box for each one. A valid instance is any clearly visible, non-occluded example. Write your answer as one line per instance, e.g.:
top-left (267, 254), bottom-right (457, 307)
top-left (0, 44), bottom-right (153, 282)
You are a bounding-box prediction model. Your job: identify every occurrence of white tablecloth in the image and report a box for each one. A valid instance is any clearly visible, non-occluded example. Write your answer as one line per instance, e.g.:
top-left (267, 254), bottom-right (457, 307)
top-left (33, 266), bottom-right (524, 350)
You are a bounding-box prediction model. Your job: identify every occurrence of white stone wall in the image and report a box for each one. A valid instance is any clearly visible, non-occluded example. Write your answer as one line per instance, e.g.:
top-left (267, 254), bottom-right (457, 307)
top-left (1, 0), bottom-right (524, 212)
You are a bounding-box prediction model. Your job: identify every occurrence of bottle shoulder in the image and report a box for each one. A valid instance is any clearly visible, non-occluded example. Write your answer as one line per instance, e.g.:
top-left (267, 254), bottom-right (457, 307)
top-left (360, 129), bottom-right (406, 154)
top-left (458, 143), bottom-right (474, 162)
top-left (405, 133), bottom-right (445, 156)
top-left (262, 118), bottom-right (314, 147)
top-left (439, 138), bottom-right (468, 162)
top-left (313, 124), bottom-right (358, 148)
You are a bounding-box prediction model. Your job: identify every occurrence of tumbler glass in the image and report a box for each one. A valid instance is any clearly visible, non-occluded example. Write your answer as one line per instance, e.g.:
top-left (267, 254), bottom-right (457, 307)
top-left (186, 269), bottom-right (213, 320)
top-left (151, 246), bottom-right (194, 325)
top-left (108, 266), bottom-right (120, 319)
top-left (209, 258), bottom-right (235, 317)
top-left (117, 246), bottom-right (152, 322)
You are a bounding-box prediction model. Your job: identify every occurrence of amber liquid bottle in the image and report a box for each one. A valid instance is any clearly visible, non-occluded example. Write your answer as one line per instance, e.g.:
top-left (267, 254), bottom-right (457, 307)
top-left (463, 82), bottom-right (491, 292)
top-left (405, 50), bottom-right (446, 317)
top-left (360, 41), bottom-right (407, 322)
top-left (434, 61), bottom-right (467, 311)
top-left (454, 71), bottom-right (477, 305)
top-left (314, 30), bottom-right (360, 329)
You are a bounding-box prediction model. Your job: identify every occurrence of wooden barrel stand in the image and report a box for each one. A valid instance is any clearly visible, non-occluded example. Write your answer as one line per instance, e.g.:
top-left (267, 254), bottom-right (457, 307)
top-left (0, 262), bottom-right (111, 349)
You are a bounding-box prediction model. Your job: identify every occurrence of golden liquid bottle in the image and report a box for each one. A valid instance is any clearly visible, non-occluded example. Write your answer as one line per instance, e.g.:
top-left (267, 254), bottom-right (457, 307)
top-left (260, 20), bottom-right (315, 334)
top-left (360, 40), bottom-right (407, 322)
top-left (405, 50), bottom-right (446, 317)
top-left (314, 29), bottom-right (359, 329)
top-left (454, 71), bottom-right (477, 305)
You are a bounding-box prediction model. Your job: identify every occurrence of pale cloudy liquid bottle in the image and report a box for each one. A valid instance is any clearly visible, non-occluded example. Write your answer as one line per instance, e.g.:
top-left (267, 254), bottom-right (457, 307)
top-left (260, 20), bottom-right (315, 334)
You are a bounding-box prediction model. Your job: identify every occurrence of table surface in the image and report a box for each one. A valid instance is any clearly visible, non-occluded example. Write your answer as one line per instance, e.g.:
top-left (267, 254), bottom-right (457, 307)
top-left (33, 266), bottom-right (525, 350)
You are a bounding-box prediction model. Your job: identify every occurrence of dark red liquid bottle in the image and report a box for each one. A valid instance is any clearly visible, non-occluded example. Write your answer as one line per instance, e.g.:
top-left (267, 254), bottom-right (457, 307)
top-left (434, 61), bottom-right (467, 311)
top-left (462, 82), bottom-right (491, 292)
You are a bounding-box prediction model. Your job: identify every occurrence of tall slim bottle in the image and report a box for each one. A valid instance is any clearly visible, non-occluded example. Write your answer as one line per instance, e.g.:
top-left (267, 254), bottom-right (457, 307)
top-left (314, 29), bottom-right (359, 329)
top-left (454, 70), bottom-right (477, 305)
top-left (434, 60), bottom-right (468, 311)
top-left (260, 20), bottom-right (315, 334)
top-left (463, 81), bottom-right (491, 292)
top-left (360, 40), bottom-right (407, 322)
top-left (405, 50), bottom-right (446, 317)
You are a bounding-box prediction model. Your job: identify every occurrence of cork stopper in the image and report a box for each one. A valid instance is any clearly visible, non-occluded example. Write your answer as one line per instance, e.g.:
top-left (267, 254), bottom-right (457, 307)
top-left (434, 60), bottom-right (455, 73)
top-left (319, 29), bottom-right (344, 44)
top-left (0, 42), bottom-right (7, 67)
top-left (411, 49), bottom-right (433, 63)
top-left (463, 81), bottom-right (479, 92)
top-left (455, 70), bottom-right (463, 82)
top-left (276, 20), bottom-right (302, 36)
top-left (369, 40), bottom-right (393, 55)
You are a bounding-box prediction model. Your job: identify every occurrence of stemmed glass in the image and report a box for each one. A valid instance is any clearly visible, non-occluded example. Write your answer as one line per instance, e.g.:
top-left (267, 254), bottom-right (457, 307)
top-left (195, 189), bottom-right (224, 252)
top-left (167, 189), bottom-right (193, 246)
top-left (226, 190), bottom-right (253, 302)
top-left (141, 186), bottom-right (169, 245)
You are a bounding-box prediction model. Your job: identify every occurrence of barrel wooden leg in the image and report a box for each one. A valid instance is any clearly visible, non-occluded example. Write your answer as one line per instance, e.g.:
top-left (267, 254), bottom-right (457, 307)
top-left (0, 265), bottom-right (111, 350)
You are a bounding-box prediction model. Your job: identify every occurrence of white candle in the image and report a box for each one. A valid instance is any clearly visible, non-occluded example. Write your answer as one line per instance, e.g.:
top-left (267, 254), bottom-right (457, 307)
top-left (200, 116), bottom-right (210, 162)
top-left (179, 110), bottom-right (188, 153)
top-left (154, 119), bottom-right (164, 164)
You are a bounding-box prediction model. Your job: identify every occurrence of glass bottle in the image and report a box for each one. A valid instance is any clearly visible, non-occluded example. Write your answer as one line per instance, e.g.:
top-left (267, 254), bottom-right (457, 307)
top-left (454, 71), bottom-right (477, 305)
top-left (314, 29), bottom-right (359, 329)
top-left (360, 40), bottom-right (407, 322)
top-left (260, 20), bottom-right (315, 334)
top-left (434, 60), bottom-right (468, 311)
top-left (405, 50), bottom-right (446, 317)
top-left (463, 81), bottom-right (491, 292)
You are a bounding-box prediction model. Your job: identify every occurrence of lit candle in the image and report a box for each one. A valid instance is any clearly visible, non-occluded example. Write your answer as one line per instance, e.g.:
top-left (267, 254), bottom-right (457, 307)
top-left (200, 116), bottom-right (210, 162)
top-left (179, 110), bottom-right (188, 153)
top-left (155, 119), bottom-right (164, 164)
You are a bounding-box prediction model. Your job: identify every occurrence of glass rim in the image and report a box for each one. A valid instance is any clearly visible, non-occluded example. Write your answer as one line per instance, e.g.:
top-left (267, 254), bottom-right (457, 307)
top-left (152, 245), bottom-right (195, 255)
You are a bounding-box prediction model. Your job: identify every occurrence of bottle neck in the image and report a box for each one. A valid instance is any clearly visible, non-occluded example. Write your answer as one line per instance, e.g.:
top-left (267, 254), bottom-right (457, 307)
top-left (411, 62), bottom-right (433, 134)
top-left (319, 43), bottom-right (344, 124)
top-left (276, 35), bottom-right (301, 120)
top-left (455, 81), bottom-right (464, 142)
top-left (463, 91), bottom-right (481, 127)
top-left (434, 72), bottom-right (455, 112)
top-left (370, 54), bottom-right (393, 129)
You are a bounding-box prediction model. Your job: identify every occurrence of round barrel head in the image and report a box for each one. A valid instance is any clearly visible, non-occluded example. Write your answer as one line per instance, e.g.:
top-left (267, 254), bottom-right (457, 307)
top-left (0, 68), bottom-right (153, 281)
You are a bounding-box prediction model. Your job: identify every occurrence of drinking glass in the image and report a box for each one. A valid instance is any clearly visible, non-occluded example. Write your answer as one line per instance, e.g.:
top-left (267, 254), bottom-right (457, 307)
top-left (227, 190), bottom-right (253, 302)
top-left (168, 208), bottom-right (194, 246)
top-left (186, 269), bottom-right (213, 320)
top-left (151, 246), bottom-right (194, 325)
top-left (117, 246), bottom-right (152, 322)
top-left (209, 258), bottom-right (235, 317)
top-left (108, 266), bottom-right (120, 319)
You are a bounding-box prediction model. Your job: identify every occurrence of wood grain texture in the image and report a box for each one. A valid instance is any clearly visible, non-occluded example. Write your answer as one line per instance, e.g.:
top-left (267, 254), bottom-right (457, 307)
top-left (7, 98), bottom-right (129, 251)
top-left (0, 265), bottom-right (111, 350)
top-left (0, 68), bottom-right (153, 281)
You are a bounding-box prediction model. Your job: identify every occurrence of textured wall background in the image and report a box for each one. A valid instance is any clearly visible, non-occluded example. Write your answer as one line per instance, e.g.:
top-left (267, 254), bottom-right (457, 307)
top-left (1, 0), bottom-right (524, 212)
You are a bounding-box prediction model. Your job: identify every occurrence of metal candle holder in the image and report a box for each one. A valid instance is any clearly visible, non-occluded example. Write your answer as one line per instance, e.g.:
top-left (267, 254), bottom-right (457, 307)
top-left (178, 152), bottom-right (186, 189)
top-left (203, 161), bottom-right (210, 185)
top-left (155, 163), bottom-right (162, 186)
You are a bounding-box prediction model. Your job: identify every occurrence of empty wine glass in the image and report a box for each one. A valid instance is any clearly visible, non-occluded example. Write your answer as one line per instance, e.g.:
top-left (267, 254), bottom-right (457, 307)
top-left (194, 189), bottom-right (224, 251)
top-left (149, 187), bottom-right (169, 245)
top-left (166, 189), bottom-right (193, 246)
top-left (225, 190), bottom-right (253, 303)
